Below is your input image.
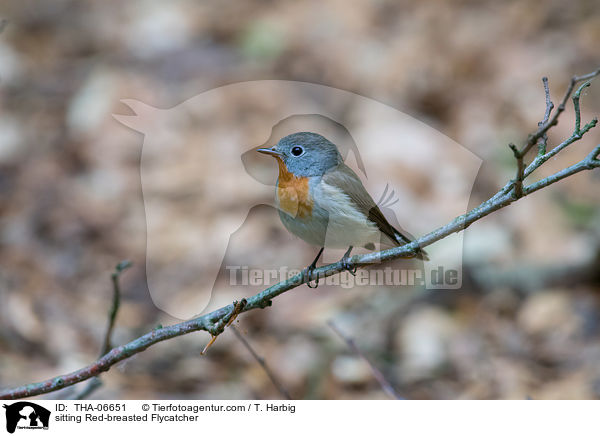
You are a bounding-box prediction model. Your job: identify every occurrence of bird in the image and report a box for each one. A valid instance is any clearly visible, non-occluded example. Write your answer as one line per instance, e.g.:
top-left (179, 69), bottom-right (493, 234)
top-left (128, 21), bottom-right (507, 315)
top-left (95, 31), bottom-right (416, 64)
top-left (257, 132), bottom-right (427, 287)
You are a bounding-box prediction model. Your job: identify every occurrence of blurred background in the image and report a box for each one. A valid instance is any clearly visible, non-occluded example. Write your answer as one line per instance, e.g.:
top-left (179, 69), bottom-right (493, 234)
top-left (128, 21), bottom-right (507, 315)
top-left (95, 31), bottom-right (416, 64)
top-left (1, 0), bottom-right (600, 399)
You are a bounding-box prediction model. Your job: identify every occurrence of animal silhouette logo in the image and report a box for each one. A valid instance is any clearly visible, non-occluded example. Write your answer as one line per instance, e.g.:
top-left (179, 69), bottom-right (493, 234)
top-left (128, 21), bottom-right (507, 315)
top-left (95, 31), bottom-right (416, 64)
top-left (3, 402), bottom-right (50, 433)
top-left (113, 80), bottom-right (482, 318)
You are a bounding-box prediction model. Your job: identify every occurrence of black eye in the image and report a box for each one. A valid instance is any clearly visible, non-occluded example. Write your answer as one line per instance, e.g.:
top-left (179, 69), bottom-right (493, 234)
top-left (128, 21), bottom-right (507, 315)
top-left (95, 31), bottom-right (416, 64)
top-left (291, 146), bottom-right (304, 156)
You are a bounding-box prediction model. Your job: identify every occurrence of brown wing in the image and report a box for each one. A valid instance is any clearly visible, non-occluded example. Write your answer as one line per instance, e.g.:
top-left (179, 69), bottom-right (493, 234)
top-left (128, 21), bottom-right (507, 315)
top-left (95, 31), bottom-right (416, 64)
top-left (322, 164), bottom-right (428, 260)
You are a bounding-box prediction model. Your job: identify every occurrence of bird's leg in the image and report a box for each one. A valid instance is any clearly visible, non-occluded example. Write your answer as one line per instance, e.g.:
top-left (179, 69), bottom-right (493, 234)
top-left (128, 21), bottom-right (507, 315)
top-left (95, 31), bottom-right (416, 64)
top-left (304, 247), bottom-right (324, 288)
top-left (340, 246), bottom-right (357, 275)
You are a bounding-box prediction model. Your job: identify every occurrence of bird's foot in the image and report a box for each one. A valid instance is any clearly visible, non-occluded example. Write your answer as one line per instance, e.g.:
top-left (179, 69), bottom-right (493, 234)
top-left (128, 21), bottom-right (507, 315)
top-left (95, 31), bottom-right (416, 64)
top-left (341, 246), bottom-right (357, 276)
top-left (303, 247), bottom-right (324, 288)
top-left (303, 265), bottom-right (320, 288)
top-left (341, 257), bottom-right (357, 276)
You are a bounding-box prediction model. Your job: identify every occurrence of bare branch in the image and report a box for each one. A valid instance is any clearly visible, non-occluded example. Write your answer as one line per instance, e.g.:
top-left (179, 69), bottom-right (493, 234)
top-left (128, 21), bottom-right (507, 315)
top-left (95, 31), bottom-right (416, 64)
top-left (515, 69), bottom-right (600, 163)
top-left (591, 144), bottom-right (600, 162)
top-left (573, 80), bottom-right (593, 135)
top-left (509, 142), bottom-right (525, 198)
top-left (537, 76), bottom-right (553, 155)
top-left (328, 321), bottom-right (404, 400)
top-left (102, 260), bottom-right (132, 356)
top-left (524, 144), bottom-right (600, 196)
top-left (71, 260), bottom-right (132, 400)
top-left (524, 80), bottom-right (598, 179)
top-left (231, 325), bottom-right (292, 400)
top-left (201, 298), bottom-right (246, 355)
top-left (0, 300), bottom-right (245, 399)
top-left (1, 67), bottom-right (599, 400)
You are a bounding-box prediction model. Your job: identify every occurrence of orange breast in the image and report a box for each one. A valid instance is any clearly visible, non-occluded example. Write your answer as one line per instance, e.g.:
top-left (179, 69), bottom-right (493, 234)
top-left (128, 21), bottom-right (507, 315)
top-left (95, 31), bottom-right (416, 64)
top-left (275, 158), bottom-right (313, 218)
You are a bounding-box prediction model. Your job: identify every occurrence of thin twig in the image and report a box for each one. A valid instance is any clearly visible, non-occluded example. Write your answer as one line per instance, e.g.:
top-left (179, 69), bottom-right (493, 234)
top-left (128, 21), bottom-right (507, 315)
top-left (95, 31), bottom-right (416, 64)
top-left (525, 68), bottom-right (600, 154)
top-left (328, 321), bottom-right (404, 400)
top-left (509, 142), bottom-right (525, 198)
top-left (511, 69), bottom-right (600, 171)
top-left (71, 260), bottom-right (132, 400)
top-left (524, 145), bottom-right (600, 195)
top-left (201, 298), bottom-right (247, 355)
top-left (523, 81), bottom-right (598, 179)
top-left (102, 260), bottom-right (132, 356)
top-left (510, 73), bottom-right (599, 198)
top-left (509, 77), bottom-right (555, 198)
top-left (572, 80), bottom-right (592, 135)
top-left (231, 325), bottom-right (292, 400)
top-left (537, 76), bottom-right (554, 155)
top-left (1, 67), bottom-right (600, 400)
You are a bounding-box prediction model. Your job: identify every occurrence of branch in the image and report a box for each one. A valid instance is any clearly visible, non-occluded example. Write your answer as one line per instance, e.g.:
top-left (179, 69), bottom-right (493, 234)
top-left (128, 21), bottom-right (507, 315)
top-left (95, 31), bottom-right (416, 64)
top-left (231, 325), bottom-right (292, 400)
top-left (71, 260), bottom-right (132, 400)
top-left (537, 76), bottom-right (553, 155)
top-left (201, 298), bottom-right (247, 354)
top-left (524, 144), bottom-right (600, 195)
top-left (524, 81), bottom-right (598, 179)
top-left (509, 142), bottom-right (525, 198)
top-left (1, 68), bottom-right (599, 400)
top-left (102, 260), bottom-right (132, 356)
top-left (522, 68), bottom-right (600, 156)
top-left (508, 70), bottom-right (600, 199)
top-left (328, 321), bottom-right (404, 400)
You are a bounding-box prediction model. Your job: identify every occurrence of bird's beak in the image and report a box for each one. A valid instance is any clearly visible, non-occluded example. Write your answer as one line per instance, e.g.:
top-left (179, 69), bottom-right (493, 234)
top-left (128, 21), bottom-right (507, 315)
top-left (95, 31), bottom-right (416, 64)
top-left (257, 147), bottom-right (282, 157)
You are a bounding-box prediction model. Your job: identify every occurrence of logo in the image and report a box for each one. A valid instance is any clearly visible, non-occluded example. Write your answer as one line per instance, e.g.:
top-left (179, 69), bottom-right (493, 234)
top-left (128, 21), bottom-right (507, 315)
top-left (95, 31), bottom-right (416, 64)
top-left (114, 81), bottom-right (482, 319)
top-left (2, 402), bottom-right (50, 434)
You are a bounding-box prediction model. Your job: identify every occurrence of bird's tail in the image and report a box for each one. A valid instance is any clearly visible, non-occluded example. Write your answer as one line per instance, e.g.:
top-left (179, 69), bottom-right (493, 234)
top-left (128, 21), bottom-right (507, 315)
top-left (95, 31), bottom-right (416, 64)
top-left (378, 184), bottom-right (429, 261)
top-left (393, 230), bottom-right (429, 261)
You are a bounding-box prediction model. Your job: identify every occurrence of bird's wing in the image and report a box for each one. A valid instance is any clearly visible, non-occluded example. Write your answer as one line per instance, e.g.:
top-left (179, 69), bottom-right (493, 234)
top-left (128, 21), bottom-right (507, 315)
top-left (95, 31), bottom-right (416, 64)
top-left (322, 164), bottom-right (428, 260)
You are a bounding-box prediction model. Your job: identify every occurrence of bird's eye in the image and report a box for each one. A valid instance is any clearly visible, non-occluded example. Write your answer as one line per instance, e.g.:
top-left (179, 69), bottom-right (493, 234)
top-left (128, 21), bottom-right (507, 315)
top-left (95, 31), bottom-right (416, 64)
top-left (291, 146), bottom-right (304, 156)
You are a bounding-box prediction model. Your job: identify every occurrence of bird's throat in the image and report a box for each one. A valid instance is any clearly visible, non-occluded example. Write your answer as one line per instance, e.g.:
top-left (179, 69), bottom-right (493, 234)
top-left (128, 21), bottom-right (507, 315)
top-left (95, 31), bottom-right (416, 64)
top-left (275, 157), bottom-right (313, 218)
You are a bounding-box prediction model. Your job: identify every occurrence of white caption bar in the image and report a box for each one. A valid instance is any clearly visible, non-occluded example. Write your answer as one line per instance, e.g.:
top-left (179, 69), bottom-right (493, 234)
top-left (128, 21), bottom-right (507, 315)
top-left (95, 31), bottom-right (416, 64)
top-left (0, 400), bottom-right (596, 435)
